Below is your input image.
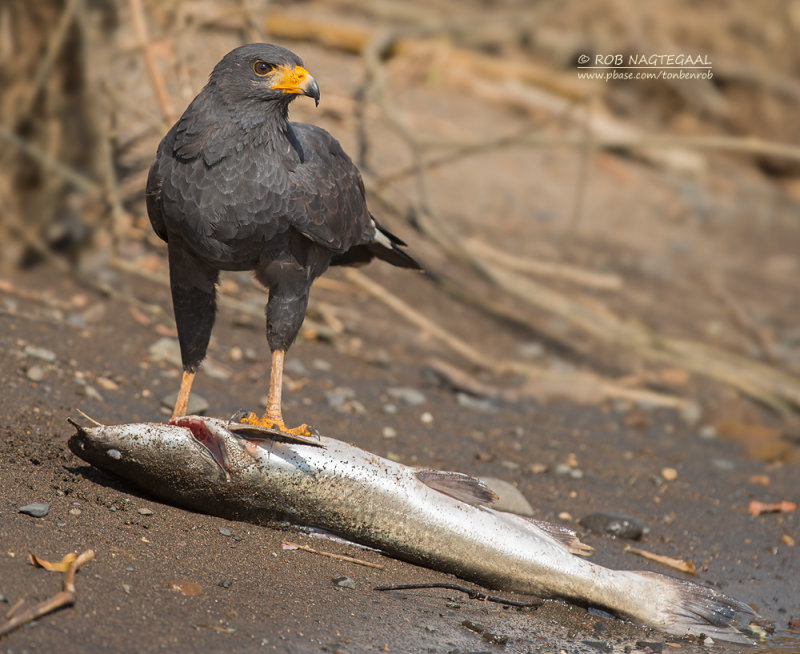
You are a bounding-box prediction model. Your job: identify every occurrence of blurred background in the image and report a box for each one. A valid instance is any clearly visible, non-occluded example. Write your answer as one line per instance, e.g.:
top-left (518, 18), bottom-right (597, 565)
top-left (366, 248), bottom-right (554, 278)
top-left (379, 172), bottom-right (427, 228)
top-left (2, 0), bottom-right (800, 444)
top-left (2, 3), bottom-right (800, 649)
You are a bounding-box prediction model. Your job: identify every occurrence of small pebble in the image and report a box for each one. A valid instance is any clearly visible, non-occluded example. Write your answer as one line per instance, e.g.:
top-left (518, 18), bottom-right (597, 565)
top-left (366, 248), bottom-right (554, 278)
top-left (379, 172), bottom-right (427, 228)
top-left (19, 503), bottom-right (50, 517)
top-left (96, 376), bottom-right (118, 391)
top-left (456, 392), bottom-right (494, 412)
top-left (219, 527), bottom-right (232, 537)
top-left (555, 464), bottom-right (573, 476)
top-left (219, 579), bottom-right (233, 589)
top-left (382, 403), bottom-right (397, 415)
top-left (579, 512), bottom-right (644, 540)
top-left (461, 619), bottom-right (484, 633)
top-left (23, 345), bottom-right (56, 363)
top-left (84, 385), bottom-right (104, 402)
top-left (162, 391), bottom-right (208, 415)
top-left (711, 458), bottom-right (736, 471)
top-left (482, 632), bottom-right (509, 646)
top-left (285, 359), bottom-right (308, 375)
top-left (69, 508), bottom-right (81, 516)
top-left (26, 365), bottom-right (45, 382)
top-left (229, 346), bottom-right (243, 362)
top-left (148, 338), bottom-right (182, 366)
top-left (0, 593), bottom-right (9, 603)
top-left (420, 411), bottom-right (434, 425)
top-left (138, 508), bottom-right (154, 516)
top-left (479, 477), bottom-right (533, 516)
top-left (387, 387), bottom-right (426, 406)
top-left (680, 401), bottom-right (702, 425)
top-left (122, 584), bottom-right (131, 594)
top-left (699, 425), bottom-right (718, 439)
top-left (518, 341), bottom-right (544, 358)
top-left (311, 358), bottom-right (331, 372)
top-left (661, 467), bottom-right (678, 482)
top-left (382, 426), bottom-right (397, 439)
top-left (558, 511), bottom-right (573, 521)
top-left (333, 576), bottom-right (356, 589)
top-left (325, 387), bottom-right (355, 410)
top-left (168, 580), bottom-right (203, 597)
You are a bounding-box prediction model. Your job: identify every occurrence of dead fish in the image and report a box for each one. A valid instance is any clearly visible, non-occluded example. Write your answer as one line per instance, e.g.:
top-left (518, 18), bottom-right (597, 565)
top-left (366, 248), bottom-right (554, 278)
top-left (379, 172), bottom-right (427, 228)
top-left (68, 416), bottom-right (756, 643)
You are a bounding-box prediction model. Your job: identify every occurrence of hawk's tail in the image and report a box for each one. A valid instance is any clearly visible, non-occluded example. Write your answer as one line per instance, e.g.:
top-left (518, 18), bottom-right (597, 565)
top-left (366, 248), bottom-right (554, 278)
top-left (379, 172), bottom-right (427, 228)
top-left (331, 219), bottom-right (422, 270)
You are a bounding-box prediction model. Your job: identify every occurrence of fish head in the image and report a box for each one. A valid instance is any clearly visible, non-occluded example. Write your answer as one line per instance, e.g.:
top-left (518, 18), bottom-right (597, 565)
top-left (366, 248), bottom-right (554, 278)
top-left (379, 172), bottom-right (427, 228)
top-left (67, 417), bottom-right (254, 488)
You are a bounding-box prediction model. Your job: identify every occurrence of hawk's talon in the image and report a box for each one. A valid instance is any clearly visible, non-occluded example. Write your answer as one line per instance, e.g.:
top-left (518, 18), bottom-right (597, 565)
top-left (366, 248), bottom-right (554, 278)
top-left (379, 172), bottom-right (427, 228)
top-left (228, 409), bottom-right (250, 425)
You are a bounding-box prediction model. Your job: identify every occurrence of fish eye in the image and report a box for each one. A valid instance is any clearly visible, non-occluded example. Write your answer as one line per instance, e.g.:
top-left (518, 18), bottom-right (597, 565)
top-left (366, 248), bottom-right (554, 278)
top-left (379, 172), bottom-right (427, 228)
top-left (253, 60), bottom-right (273, 77)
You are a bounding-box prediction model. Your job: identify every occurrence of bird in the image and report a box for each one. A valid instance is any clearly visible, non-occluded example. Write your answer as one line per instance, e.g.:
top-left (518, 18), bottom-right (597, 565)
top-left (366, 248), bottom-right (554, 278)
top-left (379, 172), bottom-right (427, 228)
top-left (146, 43), bottom-right (420, 435)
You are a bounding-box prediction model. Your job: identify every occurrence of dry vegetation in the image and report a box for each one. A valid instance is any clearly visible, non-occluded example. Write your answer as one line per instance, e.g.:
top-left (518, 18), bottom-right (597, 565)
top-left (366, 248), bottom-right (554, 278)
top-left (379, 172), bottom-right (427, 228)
top-left (2, 0), bottom-right (800, 436)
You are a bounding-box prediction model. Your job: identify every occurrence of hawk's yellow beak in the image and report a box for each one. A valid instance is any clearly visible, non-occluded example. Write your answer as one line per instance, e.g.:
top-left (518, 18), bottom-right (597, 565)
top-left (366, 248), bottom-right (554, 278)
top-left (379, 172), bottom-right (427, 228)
top-left (270, 65), bottom-right (320, 106)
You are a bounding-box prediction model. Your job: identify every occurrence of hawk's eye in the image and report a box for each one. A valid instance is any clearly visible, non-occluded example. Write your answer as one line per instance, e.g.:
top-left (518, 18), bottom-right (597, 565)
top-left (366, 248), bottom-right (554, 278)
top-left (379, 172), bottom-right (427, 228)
top-left (253, 61), bottom-right (273, 77)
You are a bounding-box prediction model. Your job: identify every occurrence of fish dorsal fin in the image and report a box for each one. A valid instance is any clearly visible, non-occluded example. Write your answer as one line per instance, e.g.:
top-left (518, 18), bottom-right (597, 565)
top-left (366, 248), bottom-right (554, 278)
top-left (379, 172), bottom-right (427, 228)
top-left (416, 470), bottom-right (498, 507)
top-left (521, 516), bottom-right (594, 557)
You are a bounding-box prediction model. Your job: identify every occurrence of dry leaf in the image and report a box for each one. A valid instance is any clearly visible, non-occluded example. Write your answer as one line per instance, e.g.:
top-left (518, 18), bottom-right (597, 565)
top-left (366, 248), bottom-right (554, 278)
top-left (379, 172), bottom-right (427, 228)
top-left (749, 500), bottom-right (797, 516)
top-left (155, 324), bottom-right (178, 337)
top-left (624, 546), bottom-right (696, 575)
top-left (29, 551), bottom-right (77, 572)
top-left (128, 305), bottom-right (151, 327)
top-left (168, 580), bottom-right (203, 596)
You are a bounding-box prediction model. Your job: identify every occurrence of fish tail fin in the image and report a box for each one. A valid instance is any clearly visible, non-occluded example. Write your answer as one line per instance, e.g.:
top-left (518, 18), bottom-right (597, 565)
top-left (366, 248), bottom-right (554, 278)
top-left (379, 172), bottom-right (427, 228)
top-left (621, 570), bottom-right (758, 644)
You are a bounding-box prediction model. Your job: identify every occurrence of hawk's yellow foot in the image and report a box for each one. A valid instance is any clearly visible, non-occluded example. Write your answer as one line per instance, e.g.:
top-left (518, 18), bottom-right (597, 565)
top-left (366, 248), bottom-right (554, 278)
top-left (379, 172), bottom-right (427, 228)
top-left (241, 412), bottom-right (312, 437)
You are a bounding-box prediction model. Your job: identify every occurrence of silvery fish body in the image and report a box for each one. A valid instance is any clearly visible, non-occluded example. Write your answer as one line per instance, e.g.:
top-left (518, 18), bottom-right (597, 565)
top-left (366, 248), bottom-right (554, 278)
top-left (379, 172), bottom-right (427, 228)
top-left (68, 417), bottom-right (756, 643)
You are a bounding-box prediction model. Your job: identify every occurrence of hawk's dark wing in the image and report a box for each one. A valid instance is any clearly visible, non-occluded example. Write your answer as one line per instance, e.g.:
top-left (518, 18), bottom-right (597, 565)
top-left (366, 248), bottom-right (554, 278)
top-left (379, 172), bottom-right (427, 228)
top-left (283, 122), bottom-right (375, 253)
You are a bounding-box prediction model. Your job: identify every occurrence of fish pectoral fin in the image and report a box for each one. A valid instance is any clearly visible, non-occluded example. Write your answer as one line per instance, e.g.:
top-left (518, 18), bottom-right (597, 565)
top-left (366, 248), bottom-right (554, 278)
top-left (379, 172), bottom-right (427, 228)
top-left (416, 470), bottom-right (498, 507)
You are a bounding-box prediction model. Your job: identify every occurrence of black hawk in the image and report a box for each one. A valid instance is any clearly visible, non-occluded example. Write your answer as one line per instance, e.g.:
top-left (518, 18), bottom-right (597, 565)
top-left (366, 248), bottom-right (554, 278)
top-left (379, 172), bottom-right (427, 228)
top-left (146, 43), bottom-right (420, 434)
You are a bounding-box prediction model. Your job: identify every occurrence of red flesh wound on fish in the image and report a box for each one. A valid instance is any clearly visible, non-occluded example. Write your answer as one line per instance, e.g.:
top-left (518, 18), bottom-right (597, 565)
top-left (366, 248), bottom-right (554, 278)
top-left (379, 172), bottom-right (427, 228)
top-left (169, 417), bottom-right (229, 472)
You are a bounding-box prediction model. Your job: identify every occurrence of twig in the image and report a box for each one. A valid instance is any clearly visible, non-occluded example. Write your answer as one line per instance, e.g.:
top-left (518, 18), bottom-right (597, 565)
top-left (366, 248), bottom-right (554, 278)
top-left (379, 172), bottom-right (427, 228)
top-left (344, 268), bottom-right (501, 372)
top-left (624, 546), bottom-right (696, 576)
top-left (17, 0), bottom-right (80, 120)
top-left (4, 599), bottom-right (25, 621)
top-left (373, 583), bottom-right (542, 609)
top-left (128, 0), bottom-right (176, 124)
top-left (0, 279), bottom-right (73, 310)
top-left (557, 97), bottom-right (594, 249)
top-left (345, 270), bottom-right (686, 409)
top-left (461, 237), bottom-right (622, 291)
top-left (282, 542), bottom-right (385, 569)
top-left (373, 124), bottom-right (543, 188)
top-left (429, 358), bottom-right (687, 409)
top-left (0, 126), bottom-right (99, 194)
top-left (238, 0), bottom-right (264, 42)
top-left (472, 255), bottom-right (800, 417)
top-left (0, 549), bottom-right (94, 638)
top-left (703, 275), bottom-right (779, 362)
top-left (75, 0), bottom-right (129, 242)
